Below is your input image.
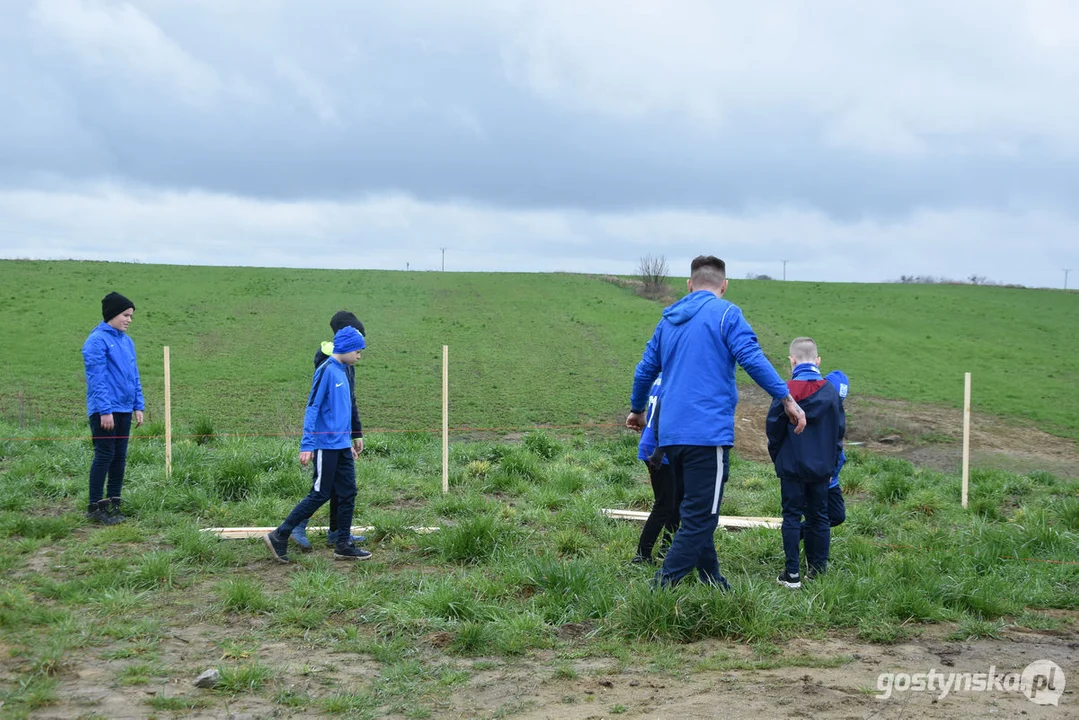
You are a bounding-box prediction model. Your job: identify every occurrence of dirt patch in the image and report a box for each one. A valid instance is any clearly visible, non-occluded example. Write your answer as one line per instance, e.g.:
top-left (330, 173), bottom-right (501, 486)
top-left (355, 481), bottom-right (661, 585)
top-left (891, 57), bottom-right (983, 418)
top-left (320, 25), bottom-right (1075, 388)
top-left (443, 624), bottom-right (1077, 719)
top-left (22, 618), bottom-right (1076, 719)
top-left (734, 386), bottom-right (1079, 479)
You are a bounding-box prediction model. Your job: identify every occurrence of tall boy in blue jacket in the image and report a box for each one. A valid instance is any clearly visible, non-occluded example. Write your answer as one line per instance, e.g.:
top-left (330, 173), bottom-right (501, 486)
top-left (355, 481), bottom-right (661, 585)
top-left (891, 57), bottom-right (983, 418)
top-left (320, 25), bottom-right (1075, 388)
top-left (766, 337), bottom-right (845, 589)
top-left (265, 326), bottom-right (372, 563)
top-left (629, 256), bottom-right (806, 590)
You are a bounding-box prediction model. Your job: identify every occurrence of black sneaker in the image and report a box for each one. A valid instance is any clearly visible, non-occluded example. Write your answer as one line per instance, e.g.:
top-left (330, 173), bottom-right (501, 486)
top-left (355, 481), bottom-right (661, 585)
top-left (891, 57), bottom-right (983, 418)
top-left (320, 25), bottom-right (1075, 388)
top-left (631, 554), bottom-right (655, 565)
top-left (86, 500), bottom-right (113, 525)
top-left (333, 545), bottom-right (372, 561)
top-left (777, 570), bottom-right (801, 589)
top-left (107, 497), bottom-right (127, 524)
top-left (85, 500), bottom-right (119, 524)
top-left (263, 531), bottom-right (290, 564)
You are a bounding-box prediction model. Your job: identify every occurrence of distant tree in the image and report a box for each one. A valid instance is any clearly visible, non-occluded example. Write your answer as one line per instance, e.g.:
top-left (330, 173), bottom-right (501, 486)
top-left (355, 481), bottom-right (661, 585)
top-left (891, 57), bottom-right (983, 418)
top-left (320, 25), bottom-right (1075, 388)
top-left (637, 254), bottom-right (670, 300)
top-left (968, 274), bottom-right (987, 285)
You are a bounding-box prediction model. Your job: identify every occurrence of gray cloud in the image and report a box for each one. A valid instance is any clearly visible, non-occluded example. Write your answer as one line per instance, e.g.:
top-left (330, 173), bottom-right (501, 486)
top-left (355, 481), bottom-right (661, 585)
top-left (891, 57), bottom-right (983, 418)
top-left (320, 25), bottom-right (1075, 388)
top-left (1, 0), bottom-right (1077, 285)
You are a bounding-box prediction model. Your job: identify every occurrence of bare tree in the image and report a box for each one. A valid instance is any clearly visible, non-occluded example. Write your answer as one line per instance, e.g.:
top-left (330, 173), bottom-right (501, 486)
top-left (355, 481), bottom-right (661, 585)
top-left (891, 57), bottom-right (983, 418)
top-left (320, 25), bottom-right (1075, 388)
top-left (637, 254), bottom-right (670, 300)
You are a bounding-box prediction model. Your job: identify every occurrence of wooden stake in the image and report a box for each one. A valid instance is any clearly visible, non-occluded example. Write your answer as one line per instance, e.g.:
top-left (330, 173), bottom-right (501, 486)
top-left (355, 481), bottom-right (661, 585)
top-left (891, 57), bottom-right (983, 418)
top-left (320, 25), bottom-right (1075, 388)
top-left (442, 344), bottom-right (449, 493)
top-left (164, 346), bottom-right (172, 479)
top-left (962, 371), bottom-right (971, 508)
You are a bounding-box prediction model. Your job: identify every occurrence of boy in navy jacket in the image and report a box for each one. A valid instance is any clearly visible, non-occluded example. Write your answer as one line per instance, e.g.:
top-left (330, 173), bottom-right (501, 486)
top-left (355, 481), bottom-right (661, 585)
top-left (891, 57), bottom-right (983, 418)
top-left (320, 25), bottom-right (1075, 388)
top-left (265, 327), bottom-right (372, 563)
top-left (766, 337), bottom-right (845, 589)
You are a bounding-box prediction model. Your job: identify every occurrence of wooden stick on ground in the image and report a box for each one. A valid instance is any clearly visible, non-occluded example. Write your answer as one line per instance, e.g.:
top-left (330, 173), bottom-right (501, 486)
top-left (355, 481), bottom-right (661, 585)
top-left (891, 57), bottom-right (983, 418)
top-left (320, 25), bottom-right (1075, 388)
top-left (200, 526), bottom-right (440, 537)
top-left (601, 508), bottom-right (781, 530)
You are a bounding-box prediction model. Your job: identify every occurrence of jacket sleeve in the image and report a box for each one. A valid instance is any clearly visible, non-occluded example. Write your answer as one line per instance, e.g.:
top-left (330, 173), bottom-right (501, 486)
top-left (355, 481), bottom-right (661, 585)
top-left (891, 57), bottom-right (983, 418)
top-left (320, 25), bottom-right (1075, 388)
top-left (721, 306), bottom-right (789, 400)
top-left (131, 339), bottom-right (145, 411)
top-left (348, 367), bottom-right (362, 438)
top-left (301, 365), bottom-right (329, 451)
top-left (765, 398), bottom-right (787, 463)
top-left (630, 320), bottom-right (664, 412)
top-left (835, 393), bottom-right (846, 469)
top-left (82, 333), bottom-right (110, 415)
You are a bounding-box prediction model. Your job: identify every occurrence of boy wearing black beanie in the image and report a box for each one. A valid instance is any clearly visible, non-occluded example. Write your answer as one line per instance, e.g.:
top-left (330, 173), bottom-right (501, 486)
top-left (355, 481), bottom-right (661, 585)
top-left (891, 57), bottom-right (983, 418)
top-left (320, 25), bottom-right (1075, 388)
top-left (82, 291), bottom-right (144, 524)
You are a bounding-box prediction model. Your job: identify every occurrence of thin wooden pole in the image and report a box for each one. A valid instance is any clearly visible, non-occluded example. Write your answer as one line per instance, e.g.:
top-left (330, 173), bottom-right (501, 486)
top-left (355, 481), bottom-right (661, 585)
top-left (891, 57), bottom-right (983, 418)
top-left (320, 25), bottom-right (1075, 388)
top-left (961, 372), bottom-right (971, 508)
top-left (442, 345), bottom-right (449, 493)
top-left (164, 346), bottom-right (172, 479)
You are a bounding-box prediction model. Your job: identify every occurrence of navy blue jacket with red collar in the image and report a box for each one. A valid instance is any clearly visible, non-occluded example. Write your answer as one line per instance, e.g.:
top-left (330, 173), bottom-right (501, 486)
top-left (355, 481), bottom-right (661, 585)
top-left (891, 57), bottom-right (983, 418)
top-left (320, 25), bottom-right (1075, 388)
top-left (766, 363), bottom-right (846, 482)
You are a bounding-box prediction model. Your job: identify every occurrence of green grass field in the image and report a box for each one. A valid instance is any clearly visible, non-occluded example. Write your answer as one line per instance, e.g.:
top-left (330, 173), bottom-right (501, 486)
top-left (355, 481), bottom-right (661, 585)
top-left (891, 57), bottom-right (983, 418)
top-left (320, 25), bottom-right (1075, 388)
top-left (1, 260), bottom-right (1077, 717)
top-left (1, 260), bottom-right (1076, 443)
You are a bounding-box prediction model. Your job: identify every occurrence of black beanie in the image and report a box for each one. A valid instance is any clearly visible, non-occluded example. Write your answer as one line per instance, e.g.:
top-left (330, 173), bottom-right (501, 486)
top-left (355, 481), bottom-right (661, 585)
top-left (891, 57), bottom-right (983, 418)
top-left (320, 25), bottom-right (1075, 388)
top-left (329, 310), bottom-right (365, 337)
top-left (102, 292), bottom-right (136, 321)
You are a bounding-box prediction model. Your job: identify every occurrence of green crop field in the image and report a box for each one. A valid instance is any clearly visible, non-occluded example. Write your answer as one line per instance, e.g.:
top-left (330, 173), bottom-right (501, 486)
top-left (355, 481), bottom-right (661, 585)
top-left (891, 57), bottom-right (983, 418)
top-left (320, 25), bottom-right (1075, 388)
top-left (1, 260), bottom-right (1077, 717)
top-left (1, 260), bottom-right (1076, 442)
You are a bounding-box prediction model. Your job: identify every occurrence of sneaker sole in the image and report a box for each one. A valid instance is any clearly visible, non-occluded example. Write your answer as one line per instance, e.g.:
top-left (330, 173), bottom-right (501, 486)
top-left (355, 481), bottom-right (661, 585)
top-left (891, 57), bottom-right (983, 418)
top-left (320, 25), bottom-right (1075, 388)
top-left (777, 577), bottom-right (801, 589)
top-left (333, 553), bottom-right (372, 561)
top-left (263, 534), bottom-right (290, 564)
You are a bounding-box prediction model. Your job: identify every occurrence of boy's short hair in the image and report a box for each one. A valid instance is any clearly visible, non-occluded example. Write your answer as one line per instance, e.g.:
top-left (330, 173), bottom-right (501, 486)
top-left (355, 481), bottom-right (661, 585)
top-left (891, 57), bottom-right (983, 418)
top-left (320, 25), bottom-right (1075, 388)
top-left (789, 337), bottom-right (819, 363)
top-left (690, 255), bottom-right (726, 287)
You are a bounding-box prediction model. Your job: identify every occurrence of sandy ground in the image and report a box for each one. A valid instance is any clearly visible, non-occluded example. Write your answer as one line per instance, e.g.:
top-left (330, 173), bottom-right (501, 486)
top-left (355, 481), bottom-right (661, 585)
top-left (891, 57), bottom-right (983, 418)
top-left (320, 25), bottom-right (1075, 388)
top-left (15, 618), bottom-right (1077, 719)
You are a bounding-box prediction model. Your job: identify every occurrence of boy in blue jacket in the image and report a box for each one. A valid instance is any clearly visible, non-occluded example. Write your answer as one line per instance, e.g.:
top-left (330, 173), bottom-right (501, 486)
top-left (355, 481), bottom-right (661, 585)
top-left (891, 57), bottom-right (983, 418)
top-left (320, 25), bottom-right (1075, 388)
top-left (82, 292), bottom-right (145, 525)
top-left (632, 374), bottom-right (679, 565)
top-left (265, 326), bottom-right (371, 563)
top-left (766, 337), bottom-right (845, 589)
top-left (290, 310), bottom-right (368, 551)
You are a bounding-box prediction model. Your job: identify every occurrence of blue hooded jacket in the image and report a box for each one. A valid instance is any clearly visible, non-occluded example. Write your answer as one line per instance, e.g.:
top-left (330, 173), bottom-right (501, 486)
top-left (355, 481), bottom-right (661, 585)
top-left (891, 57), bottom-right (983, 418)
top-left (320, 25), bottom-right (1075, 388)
top-left (301, 357), bottom-right (355, 451)
top-left (630, 290), bottom-right (790, 447)
top-left (82, 322), bottom-right (144, 417)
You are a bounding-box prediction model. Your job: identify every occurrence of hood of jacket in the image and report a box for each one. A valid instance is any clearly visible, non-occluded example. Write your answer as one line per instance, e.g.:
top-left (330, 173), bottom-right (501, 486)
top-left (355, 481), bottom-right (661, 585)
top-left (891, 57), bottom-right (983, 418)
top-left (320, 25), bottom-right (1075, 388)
top-left (662, 290), bottom-right (717, 326)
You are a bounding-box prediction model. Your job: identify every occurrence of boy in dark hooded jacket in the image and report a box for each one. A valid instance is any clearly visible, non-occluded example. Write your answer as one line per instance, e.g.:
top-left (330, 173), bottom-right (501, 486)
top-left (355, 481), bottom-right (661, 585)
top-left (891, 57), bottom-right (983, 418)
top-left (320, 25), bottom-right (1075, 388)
top-left (290, 311), bottom-right (368, 550)
top-left (766, 337), bottom-right (845, 589)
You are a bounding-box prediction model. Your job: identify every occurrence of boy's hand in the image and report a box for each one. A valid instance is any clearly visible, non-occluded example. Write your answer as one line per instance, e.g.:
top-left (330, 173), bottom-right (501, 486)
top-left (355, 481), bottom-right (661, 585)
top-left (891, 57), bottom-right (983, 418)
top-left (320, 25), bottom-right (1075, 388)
top-left (100, 413), bottom-right (114, 431)
top-left (134, 410), bottom-right (144, 427)
top-left (299, 451), bottom-right (313, 466)
top-left (782, 395), bottom-right (807, 434)
top-left (626, 411), bottom-right (645, 432)
top-left (352, 438), bottom-right (363, 459)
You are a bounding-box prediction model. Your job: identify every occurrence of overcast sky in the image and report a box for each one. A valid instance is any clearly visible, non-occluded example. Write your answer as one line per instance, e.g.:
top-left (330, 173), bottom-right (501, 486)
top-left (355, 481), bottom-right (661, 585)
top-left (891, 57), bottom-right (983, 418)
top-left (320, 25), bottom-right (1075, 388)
top-left (1, 0), bottom-right (1077, 286)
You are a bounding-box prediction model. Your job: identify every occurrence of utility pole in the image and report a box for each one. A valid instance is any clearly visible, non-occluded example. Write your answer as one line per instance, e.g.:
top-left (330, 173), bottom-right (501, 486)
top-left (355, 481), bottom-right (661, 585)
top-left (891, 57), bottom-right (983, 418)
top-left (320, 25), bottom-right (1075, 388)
top-left (782, 259), bottom-right (789, 281)
top-left (1065, 268), bottom-right (1072, 291)
top-left (440, 247), bottom-right (447, 272)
